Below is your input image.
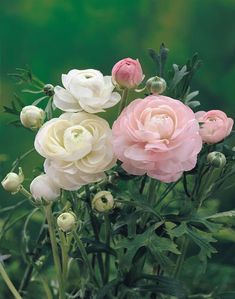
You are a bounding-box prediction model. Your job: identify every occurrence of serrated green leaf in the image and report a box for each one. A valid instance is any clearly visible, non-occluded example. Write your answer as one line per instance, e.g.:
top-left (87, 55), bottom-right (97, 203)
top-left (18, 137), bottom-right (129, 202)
top-left (22, 89), bottom-right (43, 94)
top-left (32, 96), bottom-right (48, 106)
top-left (134, 274), bottom-right (187, 299)
top-left (116, 222), bottom-right (170, 272)
top-left (184, 90), bottom-right (199, 103)
top-left (187, 100), bottom-right (200, 108)
top-left (206, 210), bottom-right (235, 219)
top-left (148, 43), bottom-right (169, 76)
top-left (190, 215), bottom-right (222, 233)
top-left (186, 226), bottom-right (217, 258)
top-left (170, 64), bottom-right (188, 90)
top-left (168, 222), bottom-right (188, 238)
top-left (150, 235), bottom-right (180, 254)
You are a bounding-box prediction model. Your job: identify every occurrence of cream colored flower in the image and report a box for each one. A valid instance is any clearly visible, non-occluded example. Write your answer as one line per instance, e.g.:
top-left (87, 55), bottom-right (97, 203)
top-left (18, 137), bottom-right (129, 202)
top-left (20, 105), bottom-right (45, 130)
top-left (34, 112), bottom-right (116, 190)
top-left (53, 69), bottom-right (121, 113)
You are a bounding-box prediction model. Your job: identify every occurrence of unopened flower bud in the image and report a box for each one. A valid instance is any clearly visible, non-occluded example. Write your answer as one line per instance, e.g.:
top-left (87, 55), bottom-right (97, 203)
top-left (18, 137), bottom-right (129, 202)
top-left (112, 58), bottom-right (144, 89)
top-left (57, 212), bottom-right (76, 232)
top-left (92, 191), bottom-right (114, 213)
top-left (108, 172), bottom-right (119, 185)
top-left (1, 168), bottom-right (24, 193)
top-left (30, 174), bottom-right (60, 203)
top-left (43, 84), bottom-right (54, 96)
top-left (146, 76), bottom-right (166, 94)
top-left (20, 105), bottom-right (45, 130)
top-left (207, 151), bottom-right (226, 168)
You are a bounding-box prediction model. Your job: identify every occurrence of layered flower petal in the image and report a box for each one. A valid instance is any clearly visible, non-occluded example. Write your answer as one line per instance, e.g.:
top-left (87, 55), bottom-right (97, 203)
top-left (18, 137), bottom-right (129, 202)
top-left (34, 112), bottom-right (116, 190)
top-left (195, 110), bottom-right (234, 144)
top-left (112, 95), bottom-right (202, 182)
top-left (53, 69), bottom-right (121, 113)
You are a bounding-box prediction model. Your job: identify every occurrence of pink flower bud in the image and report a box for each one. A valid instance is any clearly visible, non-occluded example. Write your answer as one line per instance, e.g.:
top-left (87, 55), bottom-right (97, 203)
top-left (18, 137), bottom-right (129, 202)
top-left (195, 110), bottom-right (234, 144)
top-left (112, 58), bottom-right (144, 89)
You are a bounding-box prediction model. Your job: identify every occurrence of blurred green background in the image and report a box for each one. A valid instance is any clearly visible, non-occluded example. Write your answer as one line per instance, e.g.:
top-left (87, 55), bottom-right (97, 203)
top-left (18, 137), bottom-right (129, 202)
top-left (1, 0), bottom-right (235, 297)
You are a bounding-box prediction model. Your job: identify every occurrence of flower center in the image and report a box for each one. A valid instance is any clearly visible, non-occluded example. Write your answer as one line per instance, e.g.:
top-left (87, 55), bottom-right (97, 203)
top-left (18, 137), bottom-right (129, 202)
top-left (63, 125), bottom-right (93, 159)
top-left (145, 113), bottom-right (174, 139)
top-left (207, 117), bottom-right (217, 122)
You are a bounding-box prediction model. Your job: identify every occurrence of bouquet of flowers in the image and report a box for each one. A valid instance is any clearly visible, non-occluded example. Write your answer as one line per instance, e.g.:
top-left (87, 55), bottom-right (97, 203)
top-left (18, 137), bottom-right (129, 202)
top-left (1, 44), bottom-right (235, 299)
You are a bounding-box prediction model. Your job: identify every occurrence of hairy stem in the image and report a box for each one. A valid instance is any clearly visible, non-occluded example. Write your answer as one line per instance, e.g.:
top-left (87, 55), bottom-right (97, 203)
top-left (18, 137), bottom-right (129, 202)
top-left (104, 214), bottom-right (111, 284)
top-left (19, 186), bottom-right (32, 200)
top-left (141, 178), bottom-right (158, 227)
top-left (19, 219), bottom-right (46, 294)
top-left (59, 230), bottom-right (69, 284)
top-left (173, 235), bottom-right (189, 278)
top-left (73, 231), bottom-right (99, 287)
top-left (0, 262), bottom-right (23, 299)
top-left (44, 205), bottom-right (65, 299)
top-left (117, 88), bottom-right (129, 116)
top-left (85, 186), bottom-right (105, 284)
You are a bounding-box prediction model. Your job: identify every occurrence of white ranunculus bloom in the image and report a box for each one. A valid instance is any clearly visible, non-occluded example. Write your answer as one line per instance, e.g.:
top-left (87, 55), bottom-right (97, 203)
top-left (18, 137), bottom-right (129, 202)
top-left (30, 174), bottom-right (60, 202)
top-left (53, 69), bottom-right (121, 113)
top-left (20, 105), bottom-right (45, 130)
top-left (34, 112), bottom-right (116, 191)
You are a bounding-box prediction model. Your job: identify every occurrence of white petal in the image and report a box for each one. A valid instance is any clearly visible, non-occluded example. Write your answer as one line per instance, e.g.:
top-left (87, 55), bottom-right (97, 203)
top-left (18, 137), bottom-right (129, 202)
top-left (53, 86), bottom-right (82, 112)
top-left (102, 92), bottom-right (121, 109)
top-left (62, 70), bottom-right (80, 89)
top-left (79, 98), bottom-right (105, 113)
top-left (69, 84), bottom-right (93, 100)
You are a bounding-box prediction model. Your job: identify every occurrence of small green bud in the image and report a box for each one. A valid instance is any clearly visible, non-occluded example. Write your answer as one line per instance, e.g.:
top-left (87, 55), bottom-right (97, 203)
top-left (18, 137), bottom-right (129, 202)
top-left (1, 168), bottom-right (24, 194)
top-left (146, 76), bottom-right (166, 95)
top-left (92, 191), bottom-right (114, 213)
top-left (207, 151), bottom-right (226, 168)
top-left (57, 212), bottom-right (77, 232)
top-left (43, 84), bottom-right (54, 96)
top-left (108, 172), bottom-right (119, 185)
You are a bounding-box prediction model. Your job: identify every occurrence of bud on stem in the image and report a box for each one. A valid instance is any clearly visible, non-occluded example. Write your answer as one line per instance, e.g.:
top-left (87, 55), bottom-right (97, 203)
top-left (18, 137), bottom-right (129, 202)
top-left (207, 151), bottom-right (226, 168)
top-left (146, 76), bottom-right (167, 95)
top-left (57, 212), bottom-right (77, 232)
top-left (1, 168), bottom-right (24, 194)
top-left (92, 191), bottom-right (115, 213)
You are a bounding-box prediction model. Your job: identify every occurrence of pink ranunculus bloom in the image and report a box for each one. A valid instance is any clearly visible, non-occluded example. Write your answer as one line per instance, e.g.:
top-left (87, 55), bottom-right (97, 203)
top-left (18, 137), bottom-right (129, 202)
top-left (195, 110), bottom-right (234, 144)
top-left (111, 58), bottom-right (144, 89)
top-left (112, 95), bottom-right (202, 183)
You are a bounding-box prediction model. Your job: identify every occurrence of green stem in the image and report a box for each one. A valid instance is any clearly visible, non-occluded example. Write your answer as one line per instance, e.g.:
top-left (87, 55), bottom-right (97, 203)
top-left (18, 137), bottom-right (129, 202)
top-left (40, 275), bottom-right (53, 299)
top-left (19, 186), bottom-right (32, 199)
top-left (118, 88), bottom-right (129, 116)
top-left (141, 178), bottom-right (158, 227)
top-left (59, 230), bottom-right (69, 283)
top-left (85, 186), bottom-right (105, 284)
top-left (73, 231), bottom-right (99, 287)
top-left (173, 236), bottom-right (189, 278)
top-left (19, 219), bottom-right (46, 294)
top-left (44, 205), bottom-right (65, 299)
top-left (11, 148), bottom-right (35, 172)
top-left (0, 262), bottom-right (23, 299)
top-left (147, 178), bottom-right (158, 204)
top-left (104, 214), bottom-right (111, 284)
top-left (196, 167), bottom-right (220, 207)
